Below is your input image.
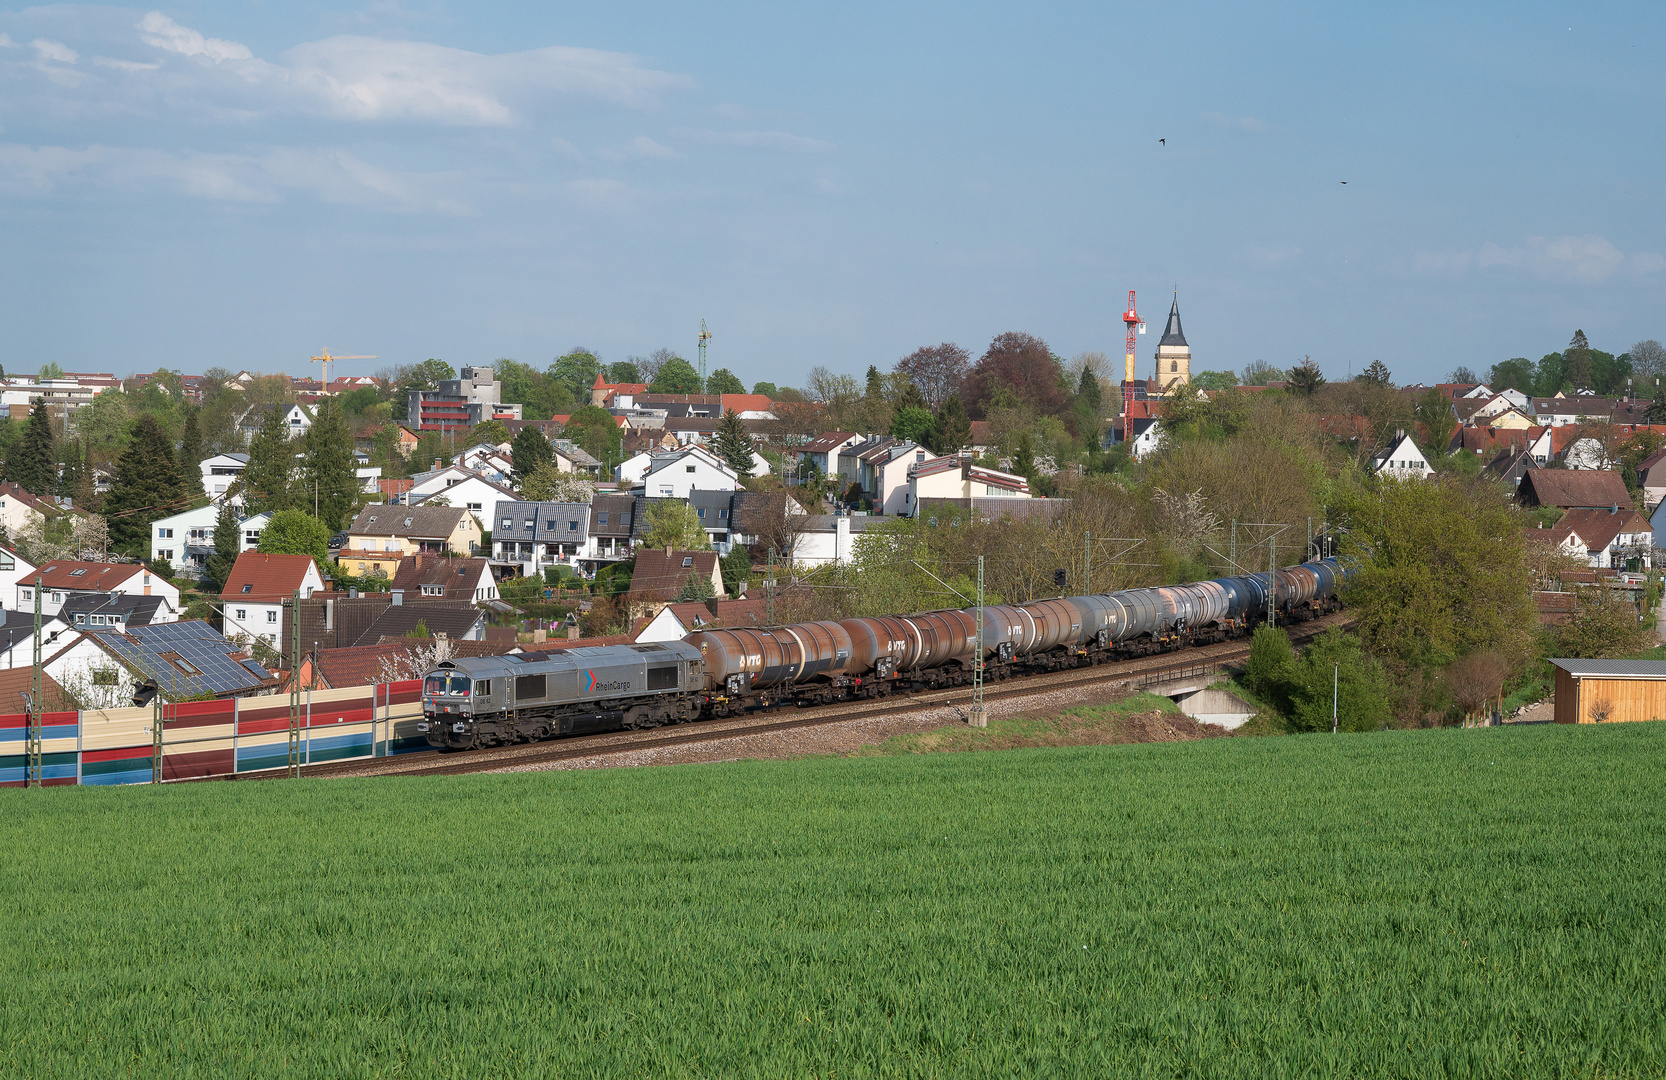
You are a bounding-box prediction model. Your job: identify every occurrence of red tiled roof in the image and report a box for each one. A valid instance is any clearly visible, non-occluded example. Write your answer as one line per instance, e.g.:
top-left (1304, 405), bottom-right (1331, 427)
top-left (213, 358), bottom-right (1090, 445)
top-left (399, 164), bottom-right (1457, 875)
top-left (26, 560), bottom-right (142, 591)
top-left (1518, 470), bottom-right (1632, 510)
top-left (220, 551), bottom-right (318, 603)
top-left (389, 554), bottom-right (492, 598)
top-left (378, 478), bottom-right (415, 499)
top-left (1547, 507), bottom-right (1652, 554)
top-left (628, 549), bottom-right (722, 601)
top-left (719, 394), bottom-right (775, 414)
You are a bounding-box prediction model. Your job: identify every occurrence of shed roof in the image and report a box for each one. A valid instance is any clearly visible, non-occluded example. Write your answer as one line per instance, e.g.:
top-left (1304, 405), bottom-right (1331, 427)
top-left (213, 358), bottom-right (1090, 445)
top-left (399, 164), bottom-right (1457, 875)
top-left (1549, 659), bottom-right (1666, 679)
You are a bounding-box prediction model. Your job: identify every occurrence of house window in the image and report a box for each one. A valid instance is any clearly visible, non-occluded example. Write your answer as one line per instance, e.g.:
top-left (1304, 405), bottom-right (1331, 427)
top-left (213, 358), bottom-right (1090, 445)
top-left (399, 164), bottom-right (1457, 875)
top-left (525, 520), bottom-right (535, 529)
top-left (189, 529), bottom-right (208, 541)
top-left (1171, 360), bottom-right (1178, 373)
top-left (468, 503), bottom-right (482, 512)
top-left (598, 513), bottom-right (608, 525)
top-left (697, 508), bottom-right (706, 519)
top-left (422, 584), bottom-right (444, 596)
top-left (719, 509), bottom-right (728, 520)
top-left (682, 556), bottom-right (693, 568)
top-left (245, 531), bottom-right (261, 545)
top-left (500, 517), bottom-right (513, 530)
top-left (158, 549), bottom-right (174, 561)
top-left (158, 528), bottom-right (173, 539)
top-left (568, 521), bottom-right (578, 531)
top-left (545, 521), bottom-right (556, 531)
top-left (69, 568), bottom-right (87, 577)
top-left (51, 592), bottom-right (62, 602)
top-left (241, 584), bottom-right (252, 593)
top-left (686, 465), bottom-right (696, 473)
top-left (266, 610), bottom-right (278, 623)
top-left (20, 589), bottom-right (30, 600)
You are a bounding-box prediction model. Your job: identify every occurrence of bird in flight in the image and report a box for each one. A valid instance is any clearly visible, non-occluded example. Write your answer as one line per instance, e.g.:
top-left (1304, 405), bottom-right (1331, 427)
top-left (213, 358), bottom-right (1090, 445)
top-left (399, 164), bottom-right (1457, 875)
top-left (1159, 138), bottom-right (1165, 146)
top-left (1340, 180), bottom-right (1348, 184)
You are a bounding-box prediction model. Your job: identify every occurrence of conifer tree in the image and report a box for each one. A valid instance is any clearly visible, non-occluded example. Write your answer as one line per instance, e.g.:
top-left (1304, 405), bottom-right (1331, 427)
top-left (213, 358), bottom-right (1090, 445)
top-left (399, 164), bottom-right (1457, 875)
top-left (103, 414), bottom-right (183, 554)
top-left (299, 398), bottom-right (356, 529)
top-left (13, 399), bottom-right (56, 495)
top-left (243, 406), bottom-right (296, 516)
top-left (712, 409), bottom-right (756, 476)
top-left (56, 437), bottom-right (83, 500)
top-left (511, 425), bottom-right (554, 489)
top-left (205, 500), bottom-right (240, 592)
top-left (178, 408), bottom-right (204, 498)
top-left (930, 395), bottom-right (972, 455)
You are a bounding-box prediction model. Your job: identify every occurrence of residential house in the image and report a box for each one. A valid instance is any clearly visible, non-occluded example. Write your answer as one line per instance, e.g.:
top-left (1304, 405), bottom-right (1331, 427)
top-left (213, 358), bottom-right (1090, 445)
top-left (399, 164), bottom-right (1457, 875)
top-left (796, 432), bottom-right (863, 483)
top-left (389, 554), bottom-right (499, 603)
top-left (0, 546), bottom-right (37, 612)
top-left (0, 482), bottom-right (74, 540)
top-left (338, 505), bottom-right (479, 578)
top-left (239, 512), bottom-right (273, 552)
top-left (491, 501), bottom-right (592, 576)
top-left (151, 503), bottom-right (220, 577)
top-left (17, 561), bottom-right (179, 623)
top-left (220, 551), bottom-right (325, 652)
top-left (625, 548), bottom-right (724, 615)
top-left (405, 465), bottom-right (519, 528)
top-left (630, 446), bottom-right (740, 499)
top-left (551, 440), bottom-right (602, 475)
top-left (1125, 418), bottom-right (1164, 460)
top-left (792, 514), bottom-right (892, 567)
top-left (1529, 397), bottom-right (1619, 427)
top-left (238, 403), bottom-right (313, 443)
top-left (1636, 448), bottom-right (1666, 509)
top-left (55, 593), bottom-right (171, 632)
top-left (199, 452), bottom-right (249, 501)
top-left (688, 489), bottom-right (737, 549)
top-left (457, 443), bottom-right (514, 483)
top-left (1485, 446), bottom-right (1538, 488)
top-left (378, 477), bottom-right (415, 502)
top-left (1370, 431), bottom-right (1435, 479)
top-left (1517, 470), bottom-right (1633, 510)
top-left (43, 620), bottom-right (273, 706)
top-left (907, 458), bottom-right (1030, 510)
top-left (849, 441), bottom-right (933, 515)
top-left (635, 597), bottom-right (766, 643)
top-left (586, 493), bottom-right (637, 569)
top-left (589, 373), bottom-right (650, 407)
top-left (1548, 508), bottom-right (1654, 570)
top-left (284, 637), bottom-right (504, 691)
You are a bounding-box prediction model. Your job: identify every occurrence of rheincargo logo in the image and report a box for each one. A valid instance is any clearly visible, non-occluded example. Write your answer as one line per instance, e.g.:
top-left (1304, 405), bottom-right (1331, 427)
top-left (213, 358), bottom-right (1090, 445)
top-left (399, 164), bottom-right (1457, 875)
top-left (581, 670), bottom-right (631, 694)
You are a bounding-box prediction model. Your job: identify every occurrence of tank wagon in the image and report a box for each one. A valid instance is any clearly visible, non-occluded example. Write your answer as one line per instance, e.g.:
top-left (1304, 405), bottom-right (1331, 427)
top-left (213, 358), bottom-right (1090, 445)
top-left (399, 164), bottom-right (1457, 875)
top-left (422, 558), bottom-right (1351, 747)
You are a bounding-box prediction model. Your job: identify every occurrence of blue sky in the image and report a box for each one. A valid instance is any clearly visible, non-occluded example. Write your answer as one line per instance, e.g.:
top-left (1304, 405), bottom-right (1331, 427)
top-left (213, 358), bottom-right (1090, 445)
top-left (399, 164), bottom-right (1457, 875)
top-left (1, 1), bottom-right (1661, 388)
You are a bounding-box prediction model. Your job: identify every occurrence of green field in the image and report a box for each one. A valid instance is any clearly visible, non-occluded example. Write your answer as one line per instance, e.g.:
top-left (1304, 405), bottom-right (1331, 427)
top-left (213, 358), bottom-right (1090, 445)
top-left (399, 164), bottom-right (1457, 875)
top-left (3, 724), bottom-right (1665, 1078)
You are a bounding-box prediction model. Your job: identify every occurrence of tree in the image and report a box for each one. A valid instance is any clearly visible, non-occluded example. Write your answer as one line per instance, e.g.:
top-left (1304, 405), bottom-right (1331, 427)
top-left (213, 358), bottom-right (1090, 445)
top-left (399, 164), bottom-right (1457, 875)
top-left (605, 360), bottom-right (643, 384)
top-left (518, 462), bottom-right (595, 503)
top-left (1191, 370), bottom-right (1238, 392)
top-left (12, 399), bottom-right (56, 495)
top-left (642, 501), bottom-right (710, 550)
top-left (1286, 356), bottom-right (1326, 395)
top-left (1447, 366), bottom-right (1480, 384)
top-left (1071, 365), bottom-right (1104, 440)
top-left (649, 356), bottom-right (704, 394)
top-left (562, 405), bottom-right (624, 467)
top-left (1646, 379), bottom-right (1666, 424)
top-left (1556, 584), bottom-right (1651, 659)
top-left (1629, 339), bottom-right (1666, 380)
top-left (1245, 624), bottom-right (1295, 702)
top-left (705, 368), bottom-right (745, 396)
top-left (510, 426), bottom-right (554, 488)
top-left (257, 509), bottom-right (332, 568)
top-left (961, 333), bottom-right (1066, 419)
top-left (930, 395), bottom-right (972, 455)
top-left (498, 358), bottom-right (574, 421)
top-left (102, 414), bottom-right (184, 555)
top-left (891, 406), bottom-right (936, 446)
top-left (177, 408), bottom-right (204, 498)
top-left (550, 349), bottom-right (603, 399)
top-left (1533, 351), bottom-right (1568, 397)
top-left (712, 410), bottom-right (756, 476)
top-left (720, 547), bottom-right (754, 595)
top-left (298, 397), bottom-right (357, 531)
top-left (466, 419), bottom-right (512, 447)
top-left (676, 570), bottom-right (717, 601)
top-left (1356, 359), bottom-right (1392, 387)
top-left (751, 381), bottom-right (779, 397)
top-left (205, 500), bottom-right (240, 592)
top-left (636, 348), bottom-right (680, 387)
top-left (894, 343), bottom-right (971, 409)
top-left (1414, 387), bottom-right (1458, 457)
top-left (243, 406), bottom-right (297, 515)
top-left (1281, 629), bottom-right (1393, 732)
top-left (1566, 329), bottom-right (1592, 389)
top-left (1012, 432), bottom-right (1036, 478)
top-left (1240, 360), bottom-right (1287, 386)
top-left (1488, 358), bottom-right (1536, 395)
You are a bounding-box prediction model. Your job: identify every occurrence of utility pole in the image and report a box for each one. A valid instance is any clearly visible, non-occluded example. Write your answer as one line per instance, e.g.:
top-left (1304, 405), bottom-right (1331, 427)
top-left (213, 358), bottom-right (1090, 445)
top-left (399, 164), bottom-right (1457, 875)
top-left (150, 675), bottom-right (164, 785)
top-left (970, 555), bottom-right (986, 728)
top-left (1268, 536), bottom-right (1277, 629)
top-left (1084, 530), bottom-right (1091, 594)
top-left (1332, 664), bottom-right (1339, 734)
top-left (766, 547), bottom-right (776, 626)
top-left (1229, 520), bottom-right (1236, 574)
top-left (25, 576), bottom-right (42, 787)
top-left (288, 590), bottom-right (302, 779)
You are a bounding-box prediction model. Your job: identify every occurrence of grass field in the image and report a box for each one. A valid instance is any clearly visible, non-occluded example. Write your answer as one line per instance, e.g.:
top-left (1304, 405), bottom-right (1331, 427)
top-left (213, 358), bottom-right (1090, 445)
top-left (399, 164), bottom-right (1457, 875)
top-left (3, 723), bottom-right (1665, 1077)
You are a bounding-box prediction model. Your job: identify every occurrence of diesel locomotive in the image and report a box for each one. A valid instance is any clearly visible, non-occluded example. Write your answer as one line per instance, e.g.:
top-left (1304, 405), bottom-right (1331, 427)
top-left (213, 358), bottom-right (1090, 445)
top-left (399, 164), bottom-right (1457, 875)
top-left (420, 557), bottom-right (1351, 749)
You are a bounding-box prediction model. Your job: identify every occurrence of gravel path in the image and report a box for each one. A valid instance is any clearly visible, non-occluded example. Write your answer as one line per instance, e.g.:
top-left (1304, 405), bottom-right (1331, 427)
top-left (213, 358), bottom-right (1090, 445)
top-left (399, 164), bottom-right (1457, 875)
top-left (496, 678), bottom-right (1173, 773)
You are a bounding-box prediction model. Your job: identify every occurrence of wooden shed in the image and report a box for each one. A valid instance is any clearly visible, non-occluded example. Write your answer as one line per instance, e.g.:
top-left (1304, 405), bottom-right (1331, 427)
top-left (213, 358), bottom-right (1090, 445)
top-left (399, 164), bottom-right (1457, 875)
top-left (1550, 659), bottom-right (1666, 724)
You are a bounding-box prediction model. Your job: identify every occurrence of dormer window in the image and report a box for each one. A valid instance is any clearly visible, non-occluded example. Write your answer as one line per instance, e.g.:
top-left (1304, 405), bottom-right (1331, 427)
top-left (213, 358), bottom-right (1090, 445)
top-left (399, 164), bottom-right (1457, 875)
top-left (682, 556), bottom-right (693, 568)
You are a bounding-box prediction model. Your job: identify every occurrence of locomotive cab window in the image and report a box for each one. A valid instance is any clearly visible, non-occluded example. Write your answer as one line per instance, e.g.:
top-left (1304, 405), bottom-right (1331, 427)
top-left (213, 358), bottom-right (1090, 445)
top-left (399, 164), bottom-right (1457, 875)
top-left (474, 680), bottom-right (491, 696)
top-left (647, 665), bottom-right (678, 690)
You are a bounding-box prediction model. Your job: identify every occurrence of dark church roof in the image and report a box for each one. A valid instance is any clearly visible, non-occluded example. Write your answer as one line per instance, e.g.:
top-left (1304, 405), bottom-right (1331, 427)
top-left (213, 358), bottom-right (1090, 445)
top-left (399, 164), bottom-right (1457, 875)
top-left (1158, 294), bottom-right (1187, 348)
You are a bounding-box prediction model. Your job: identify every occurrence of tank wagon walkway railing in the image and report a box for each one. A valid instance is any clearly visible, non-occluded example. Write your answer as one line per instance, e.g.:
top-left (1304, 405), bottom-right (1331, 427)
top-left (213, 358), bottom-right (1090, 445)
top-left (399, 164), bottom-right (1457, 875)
top-left (0, 680), bottom-right (426, 787)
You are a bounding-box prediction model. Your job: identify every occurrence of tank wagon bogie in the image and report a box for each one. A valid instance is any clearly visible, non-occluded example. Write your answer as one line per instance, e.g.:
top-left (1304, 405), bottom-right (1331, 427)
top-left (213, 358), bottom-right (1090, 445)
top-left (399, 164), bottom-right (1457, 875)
top-left (420, 557), bottom-right (1352, 751)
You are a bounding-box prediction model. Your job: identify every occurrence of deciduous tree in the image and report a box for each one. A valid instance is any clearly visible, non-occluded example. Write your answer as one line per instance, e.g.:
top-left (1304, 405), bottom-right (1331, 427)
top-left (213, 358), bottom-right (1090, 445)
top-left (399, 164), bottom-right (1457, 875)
top-left (648, 356), bottom-right (704, 394)
top-left (257, 509), bottom-right (332, 569)
top-left (550, 349), bottom-right (603, 399)
top-left (642, 501), bottom-right (710, 550)
top-left (705, 368), bottom-right (745, 395)
top-left (894, 343), bottom-right (970, 409)
top-left (962, 332), bottom-right (1066, 419)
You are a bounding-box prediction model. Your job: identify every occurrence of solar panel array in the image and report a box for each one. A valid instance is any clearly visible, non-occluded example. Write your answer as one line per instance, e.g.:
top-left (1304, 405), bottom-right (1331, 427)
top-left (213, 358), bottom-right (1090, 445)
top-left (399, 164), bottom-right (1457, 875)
top-left (92, 620), bottom-right (274, 698)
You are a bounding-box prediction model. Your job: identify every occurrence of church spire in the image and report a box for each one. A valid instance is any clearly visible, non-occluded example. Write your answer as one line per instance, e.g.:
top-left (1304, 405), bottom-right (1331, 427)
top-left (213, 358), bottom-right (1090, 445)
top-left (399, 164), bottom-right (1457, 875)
top-left (1159, 292), bottom-right (1186, 348)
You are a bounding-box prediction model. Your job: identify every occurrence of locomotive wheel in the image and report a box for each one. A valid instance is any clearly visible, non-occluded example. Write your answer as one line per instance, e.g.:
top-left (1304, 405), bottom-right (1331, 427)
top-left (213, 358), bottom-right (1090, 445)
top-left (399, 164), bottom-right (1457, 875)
top-left (623, 706), bottom-right (650, 729)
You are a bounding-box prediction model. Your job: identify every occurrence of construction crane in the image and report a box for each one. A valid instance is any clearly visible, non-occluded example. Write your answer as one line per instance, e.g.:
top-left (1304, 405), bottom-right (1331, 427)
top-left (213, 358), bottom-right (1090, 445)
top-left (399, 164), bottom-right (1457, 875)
top-left (311, 349), bottom-right (378, 391)
top-left (696, 320), bottom-right (712, 390)
top-left (1121, 291), bottom-right (1144, 414)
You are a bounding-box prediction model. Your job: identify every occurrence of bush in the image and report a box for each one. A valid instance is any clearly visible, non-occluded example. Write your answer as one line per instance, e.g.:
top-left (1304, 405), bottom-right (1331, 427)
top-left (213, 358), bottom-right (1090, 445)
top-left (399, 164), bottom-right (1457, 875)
top-left (1245, 625), bottom-right (1294, 702)
top-left (1281, 629), bottom-right (1394, 733)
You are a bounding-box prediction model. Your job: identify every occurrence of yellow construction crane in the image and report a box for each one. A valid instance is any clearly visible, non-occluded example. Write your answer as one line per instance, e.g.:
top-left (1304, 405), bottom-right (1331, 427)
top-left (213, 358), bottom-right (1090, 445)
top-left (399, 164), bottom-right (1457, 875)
top-left (311, 349), bottom-right (378, 390)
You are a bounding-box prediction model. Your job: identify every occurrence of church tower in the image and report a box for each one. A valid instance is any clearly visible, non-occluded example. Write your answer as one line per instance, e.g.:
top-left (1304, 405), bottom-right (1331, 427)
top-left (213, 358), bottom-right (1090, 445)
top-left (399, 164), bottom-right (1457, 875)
top-left (1155, 293), bottom-right (1191, 392)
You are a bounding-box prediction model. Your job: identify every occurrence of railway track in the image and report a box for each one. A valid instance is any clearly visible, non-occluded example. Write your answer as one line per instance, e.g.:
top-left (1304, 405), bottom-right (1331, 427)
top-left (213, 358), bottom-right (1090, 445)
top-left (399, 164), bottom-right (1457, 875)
top-left (281, 613), bottom-right (1349, 781)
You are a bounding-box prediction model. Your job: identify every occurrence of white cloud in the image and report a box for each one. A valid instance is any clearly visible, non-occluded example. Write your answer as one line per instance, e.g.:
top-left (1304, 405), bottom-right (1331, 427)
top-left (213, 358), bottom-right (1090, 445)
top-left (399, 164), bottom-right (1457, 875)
top-left (0, 142), bottom-right (467, 213)
top-left (684, 128), bottom-right (829, 153)
top-left (1203, 112), bottom-right (1268, 133)
top-left (138, 12), bottom-right (253, 63)
top-left (0, 33), bottom-right (19, 49)
top-left (93, 56), bottom-right (161, 72)
top-left (1419, 235), bottom-right (1666, 284)
top-left (597, 134), bottom-right (678, 162)
top-left (31, 38), bottom-right (78, 64)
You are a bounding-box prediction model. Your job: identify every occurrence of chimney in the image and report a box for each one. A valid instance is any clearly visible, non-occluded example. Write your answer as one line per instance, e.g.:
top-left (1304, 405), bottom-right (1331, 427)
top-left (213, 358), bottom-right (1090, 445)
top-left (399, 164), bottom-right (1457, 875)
top-left (433, 458), bottom-right (442, 471)
top-left (665, 545), bottom-right (672, 557)
top-left (391, 589), bottom-right (403, 606)
top-left (567, 625), bottom-right (579, 641)
top-left (325, 598), bottom-right (335, 631)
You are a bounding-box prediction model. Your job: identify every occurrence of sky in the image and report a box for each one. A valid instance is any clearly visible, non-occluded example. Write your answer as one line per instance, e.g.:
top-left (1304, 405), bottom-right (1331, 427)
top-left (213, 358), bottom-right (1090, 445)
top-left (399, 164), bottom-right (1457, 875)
top-left (1, 1), bottom-right (1662, 389)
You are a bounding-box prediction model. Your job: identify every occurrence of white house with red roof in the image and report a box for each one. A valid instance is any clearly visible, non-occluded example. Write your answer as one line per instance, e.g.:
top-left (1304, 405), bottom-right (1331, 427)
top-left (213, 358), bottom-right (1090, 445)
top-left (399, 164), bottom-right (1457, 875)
top-left (220, 551), bottom-right (325, 653)
top-left (589, 373), bottom-right (651, 407)
top-left (16, 559), bottom-right (179, 621)
top-left (0, 481), bottom-right (77, 538)
top-left (907, 458), bottom-right (1030, 511)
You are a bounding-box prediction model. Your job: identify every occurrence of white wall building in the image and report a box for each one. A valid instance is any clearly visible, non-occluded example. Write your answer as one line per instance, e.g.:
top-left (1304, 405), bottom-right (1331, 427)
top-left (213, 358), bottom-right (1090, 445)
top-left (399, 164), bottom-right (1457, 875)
top-left (1371, 432), bottom-right (1435, 479)
top-left (407, 469), bottom-right (519, 531)
top-left (635, 447), bottom-right (740, 499)
top-left (18, 561), bottom-right (180, 622)
top-left (200, 453), bottom-right (248, 502)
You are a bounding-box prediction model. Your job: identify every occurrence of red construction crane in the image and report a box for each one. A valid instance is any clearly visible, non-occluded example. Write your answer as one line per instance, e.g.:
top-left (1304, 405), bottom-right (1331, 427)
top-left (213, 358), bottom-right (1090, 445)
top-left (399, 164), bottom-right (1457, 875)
top-left (1121, 291), bottom-right (1144, 413)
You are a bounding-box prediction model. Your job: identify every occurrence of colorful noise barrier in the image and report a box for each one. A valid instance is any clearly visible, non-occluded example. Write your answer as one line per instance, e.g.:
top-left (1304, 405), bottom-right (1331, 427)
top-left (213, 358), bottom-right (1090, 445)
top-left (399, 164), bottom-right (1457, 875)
top-left (0, 680), bottom-right (425, 787)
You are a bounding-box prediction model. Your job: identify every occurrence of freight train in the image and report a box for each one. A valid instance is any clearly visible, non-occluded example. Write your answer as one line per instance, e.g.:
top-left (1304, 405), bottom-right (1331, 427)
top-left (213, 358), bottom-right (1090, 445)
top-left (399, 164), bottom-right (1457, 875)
top-left (418, 557), bottom-right (1351, 749)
